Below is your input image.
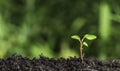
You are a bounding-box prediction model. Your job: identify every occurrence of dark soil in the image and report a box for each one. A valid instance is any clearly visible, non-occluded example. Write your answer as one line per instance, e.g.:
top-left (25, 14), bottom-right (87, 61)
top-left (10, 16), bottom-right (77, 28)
top-left (0, 55), bottom-right (120, 71)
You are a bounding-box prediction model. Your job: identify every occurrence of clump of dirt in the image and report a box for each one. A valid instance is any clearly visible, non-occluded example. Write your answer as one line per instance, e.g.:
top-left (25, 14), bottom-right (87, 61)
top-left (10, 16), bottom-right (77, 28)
top-left (0, 55), bottom-right (120, 71)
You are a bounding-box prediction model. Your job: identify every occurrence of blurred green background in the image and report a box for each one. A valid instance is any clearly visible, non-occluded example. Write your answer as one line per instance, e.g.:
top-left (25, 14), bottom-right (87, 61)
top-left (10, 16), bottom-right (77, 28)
top-left (0, 0), bottom-right (120, 60)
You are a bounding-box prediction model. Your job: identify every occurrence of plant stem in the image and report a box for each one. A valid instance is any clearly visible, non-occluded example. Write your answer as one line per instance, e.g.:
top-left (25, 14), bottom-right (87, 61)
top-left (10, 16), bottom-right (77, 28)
top-left (80, 40), bottom-right (83, 63)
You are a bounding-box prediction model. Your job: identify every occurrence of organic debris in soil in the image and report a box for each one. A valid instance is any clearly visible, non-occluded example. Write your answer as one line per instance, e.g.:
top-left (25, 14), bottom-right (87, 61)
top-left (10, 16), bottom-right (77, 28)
top-left (0, 55), bottom-right (120, 71)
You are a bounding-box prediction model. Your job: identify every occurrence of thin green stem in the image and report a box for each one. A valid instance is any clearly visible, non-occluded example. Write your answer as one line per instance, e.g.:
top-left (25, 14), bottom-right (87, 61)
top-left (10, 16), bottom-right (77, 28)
top-left (80, 40), bottom-right (83, 63)
top-left (82, 37), bottom-right (85, 42)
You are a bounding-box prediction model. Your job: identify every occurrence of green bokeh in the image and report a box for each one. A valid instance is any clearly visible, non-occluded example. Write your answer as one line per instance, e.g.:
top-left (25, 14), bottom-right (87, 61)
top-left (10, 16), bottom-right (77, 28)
top-left (0, 0), bottom-right (120, 60)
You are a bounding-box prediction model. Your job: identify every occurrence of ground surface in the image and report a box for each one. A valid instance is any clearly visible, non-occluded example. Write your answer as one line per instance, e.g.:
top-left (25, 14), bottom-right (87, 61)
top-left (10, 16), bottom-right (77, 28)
top-left (0, 55), bottom-right (120, 71)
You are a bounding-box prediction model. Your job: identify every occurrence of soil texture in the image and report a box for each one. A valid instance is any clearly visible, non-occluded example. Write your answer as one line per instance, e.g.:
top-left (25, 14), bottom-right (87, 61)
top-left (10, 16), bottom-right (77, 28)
top-left (0, 55), bottom-right (120, 71)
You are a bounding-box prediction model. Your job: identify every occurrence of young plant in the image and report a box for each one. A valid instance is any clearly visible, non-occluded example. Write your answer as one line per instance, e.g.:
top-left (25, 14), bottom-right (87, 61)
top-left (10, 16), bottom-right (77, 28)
top-left (71, 34), bottom-right (97, 63)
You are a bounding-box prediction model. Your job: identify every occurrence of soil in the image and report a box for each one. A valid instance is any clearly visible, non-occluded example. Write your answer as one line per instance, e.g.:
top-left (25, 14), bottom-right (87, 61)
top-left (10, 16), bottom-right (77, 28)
top-left (0, 55), bottom-right (120, 71)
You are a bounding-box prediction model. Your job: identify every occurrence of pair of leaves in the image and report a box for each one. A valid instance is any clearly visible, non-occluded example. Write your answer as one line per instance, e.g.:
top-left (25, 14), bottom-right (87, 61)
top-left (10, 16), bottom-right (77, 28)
top-left (71, 34), bottom-right (97, 47)
top-left (71, 34), bottom-right (97, 41)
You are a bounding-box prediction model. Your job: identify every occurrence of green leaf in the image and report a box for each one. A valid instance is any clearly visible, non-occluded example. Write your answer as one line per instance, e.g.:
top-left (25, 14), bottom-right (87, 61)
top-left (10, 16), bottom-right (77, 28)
top-left (71, 35), bottom-right (80, 41)
top-left (84, 34), bottom-right (97, 40)
top-left (83, 42), bottom-right (88, 47)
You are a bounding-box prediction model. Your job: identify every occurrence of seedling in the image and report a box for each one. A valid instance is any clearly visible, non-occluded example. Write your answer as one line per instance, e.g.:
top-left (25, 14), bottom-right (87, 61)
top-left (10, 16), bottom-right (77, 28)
top-left (71, 34), bottom-right (97, 63)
